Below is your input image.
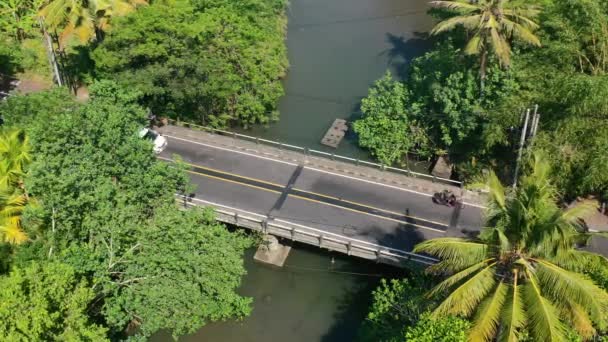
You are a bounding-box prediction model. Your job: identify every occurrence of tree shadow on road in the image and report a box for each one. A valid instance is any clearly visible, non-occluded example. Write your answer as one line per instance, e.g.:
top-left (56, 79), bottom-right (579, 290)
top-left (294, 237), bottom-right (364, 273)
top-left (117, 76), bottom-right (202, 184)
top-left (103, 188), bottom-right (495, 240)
top-left (357, 223), bottom-right (427, 254)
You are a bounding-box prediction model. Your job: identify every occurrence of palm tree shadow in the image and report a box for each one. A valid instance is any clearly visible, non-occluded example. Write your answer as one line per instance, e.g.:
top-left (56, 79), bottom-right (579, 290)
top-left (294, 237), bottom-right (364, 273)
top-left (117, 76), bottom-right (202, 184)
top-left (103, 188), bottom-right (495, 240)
top-left (382, 32), bottom-right (432, 80)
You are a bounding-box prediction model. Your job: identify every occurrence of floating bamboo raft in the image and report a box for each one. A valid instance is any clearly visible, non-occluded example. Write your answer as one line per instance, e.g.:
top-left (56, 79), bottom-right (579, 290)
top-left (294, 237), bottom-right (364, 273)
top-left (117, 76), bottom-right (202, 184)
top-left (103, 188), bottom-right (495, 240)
top-left (320, 119), bottom-right (348, 148)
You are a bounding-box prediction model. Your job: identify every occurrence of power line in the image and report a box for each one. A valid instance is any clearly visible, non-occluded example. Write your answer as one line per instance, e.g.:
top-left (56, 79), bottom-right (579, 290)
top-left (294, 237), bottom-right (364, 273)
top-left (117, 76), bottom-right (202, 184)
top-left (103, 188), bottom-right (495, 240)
top-left (282, 264), bottom-right (385, 277)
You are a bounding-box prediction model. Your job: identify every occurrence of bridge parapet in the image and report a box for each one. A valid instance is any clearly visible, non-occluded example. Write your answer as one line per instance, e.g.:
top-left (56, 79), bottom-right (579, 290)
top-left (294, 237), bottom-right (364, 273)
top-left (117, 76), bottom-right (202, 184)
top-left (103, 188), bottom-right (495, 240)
top-left (160, 121), bottom-right (488, 207)
top-left (178, 195), bottom-right (439, 268)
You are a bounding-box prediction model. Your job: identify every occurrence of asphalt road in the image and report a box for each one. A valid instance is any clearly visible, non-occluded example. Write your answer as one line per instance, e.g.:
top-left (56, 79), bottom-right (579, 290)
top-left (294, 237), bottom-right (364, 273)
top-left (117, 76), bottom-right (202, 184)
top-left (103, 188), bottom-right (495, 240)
top-left (159, 136), bottom-right (485, 252)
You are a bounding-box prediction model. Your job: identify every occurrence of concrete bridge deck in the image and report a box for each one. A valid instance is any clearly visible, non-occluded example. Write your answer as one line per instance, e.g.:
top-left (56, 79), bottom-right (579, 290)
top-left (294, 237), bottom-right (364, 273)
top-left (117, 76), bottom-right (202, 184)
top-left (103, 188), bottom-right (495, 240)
top-left (159, 124), bottom-right (487, 267)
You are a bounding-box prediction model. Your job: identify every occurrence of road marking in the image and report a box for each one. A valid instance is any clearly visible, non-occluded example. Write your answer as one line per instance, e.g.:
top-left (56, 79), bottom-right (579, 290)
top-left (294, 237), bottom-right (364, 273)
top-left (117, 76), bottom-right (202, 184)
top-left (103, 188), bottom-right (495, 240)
top-left (164, 135), bottom-right (298, 166)
top-left (185, 165), bottom-right (445, 231)
top-left (184, 167), bottom-right (445, 231)
top-left (164, 156), bottom-right (448, 229)
top-left (291, 187), bottom-right (448, 227)
top-left (163, 134), bottom-right (488, 209)
top-left (158, 155), bottom-right (286, 188)
top-left (182, 196), bottom-right (438, 262)
top-left (187, 197), bottom-right (267, 218)
top-left (184, 169), bottom-right (282, 195)
top-left (287, 193), bottom-right (446, 233)
top-left (302, 167), bottom-right (487, 209)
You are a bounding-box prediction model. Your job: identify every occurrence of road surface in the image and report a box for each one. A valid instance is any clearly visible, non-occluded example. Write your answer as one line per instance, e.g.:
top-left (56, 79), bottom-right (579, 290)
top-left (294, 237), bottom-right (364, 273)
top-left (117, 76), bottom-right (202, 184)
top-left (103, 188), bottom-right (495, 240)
top-left (159, 132), bottom-right (486, 253)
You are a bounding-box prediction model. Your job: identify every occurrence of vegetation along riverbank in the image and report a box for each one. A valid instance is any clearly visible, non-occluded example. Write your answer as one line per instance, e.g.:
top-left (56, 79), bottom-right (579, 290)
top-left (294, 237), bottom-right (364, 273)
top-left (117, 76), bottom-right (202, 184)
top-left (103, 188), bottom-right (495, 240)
top-left (0, 0), bottom-right (607, 341)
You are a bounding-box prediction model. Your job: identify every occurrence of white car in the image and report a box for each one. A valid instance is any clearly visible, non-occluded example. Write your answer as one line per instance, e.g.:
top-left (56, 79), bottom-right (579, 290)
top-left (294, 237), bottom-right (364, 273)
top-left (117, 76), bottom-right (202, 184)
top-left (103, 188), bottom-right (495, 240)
top-left (139, 128), bottom-right (167, 154)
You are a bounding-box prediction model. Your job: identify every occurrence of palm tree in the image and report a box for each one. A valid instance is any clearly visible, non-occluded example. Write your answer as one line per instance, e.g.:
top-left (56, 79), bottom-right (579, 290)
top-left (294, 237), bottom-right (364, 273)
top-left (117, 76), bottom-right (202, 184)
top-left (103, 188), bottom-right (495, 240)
top-left (0, 190), bottom-right (28, 244)
top-left (0, 129), bottom-right (31, 191)
top-left (0, 129), bottom-right (32, 245)
top-left (429, 0), bottom-right (541, 87)
top-left (414, 153), bottom-right (608, 341)
top-left (39, 0), bottom-right (147, 46)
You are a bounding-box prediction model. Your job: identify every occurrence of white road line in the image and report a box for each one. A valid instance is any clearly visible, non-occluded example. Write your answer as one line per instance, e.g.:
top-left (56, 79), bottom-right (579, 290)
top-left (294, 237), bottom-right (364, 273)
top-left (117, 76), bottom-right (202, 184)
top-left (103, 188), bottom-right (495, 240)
top-left (165, 134), bottom-right (487, 209)
top-left (186, 197), bottom-right (267, 218)
top-left (301, 167), bottom-right (487, 209)
top-left (164, 135), bottom-right (298, 167)
top-left (181, 195), bottom-right (437, 262)
top-left (303, 166), bottom-right (433, 197)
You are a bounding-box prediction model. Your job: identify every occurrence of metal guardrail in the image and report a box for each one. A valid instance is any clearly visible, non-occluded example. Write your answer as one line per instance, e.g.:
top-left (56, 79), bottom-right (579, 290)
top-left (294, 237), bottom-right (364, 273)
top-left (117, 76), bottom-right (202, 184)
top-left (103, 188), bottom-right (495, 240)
top-left (178, 195), bottom-right (439, 267)
top-left (167, 118), bottom-right (462, 187)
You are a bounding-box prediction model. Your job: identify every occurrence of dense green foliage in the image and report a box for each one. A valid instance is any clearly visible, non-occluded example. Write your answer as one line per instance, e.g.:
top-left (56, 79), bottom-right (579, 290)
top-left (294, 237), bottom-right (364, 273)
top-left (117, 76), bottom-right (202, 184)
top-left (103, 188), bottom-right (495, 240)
top-left (97, 206), bottom-right (251, 336)
top-left (524, 0), bottom-right (608, 199)
top-left (415, 154), bottom-right (608, 341)
top-left (0, 0), bottom-right (42, 41)
top-left (353, 72), bottom-right (431, 166)
top-left (429, 0), bottom-right (541, 84)
top-left (359, 277), bottom-right (469, 342)
top-left (0, 128), bottom-right (31, 244)
top-left (355, 41), bottom-right (520, 174)
top-left (0, 261), bottom-right (109, 341)
top-left (40, 0), bottom-right (148, 46)
top-left (355, 0), bottom-right (608, 200)
top-left (93, 0), bottom-right (288, 128)
top-left (0, 82), bottom-right (253, 340)
top-left (0, 38), bottom-right (22, 82)
top-left (404, 312), bottom-right (469, 342)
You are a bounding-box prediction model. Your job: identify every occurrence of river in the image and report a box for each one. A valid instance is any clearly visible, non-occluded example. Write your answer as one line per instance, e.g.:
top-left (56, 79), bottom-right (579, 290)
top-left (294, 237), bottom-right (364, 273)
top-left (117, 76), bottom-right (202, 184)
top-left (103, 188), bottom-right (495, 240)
top-left (151, 243), bottom-right (404, 342)
top-left (244, 0), bottom-right (433, 159)
top-left (153, 0), bottom-right (433, 340)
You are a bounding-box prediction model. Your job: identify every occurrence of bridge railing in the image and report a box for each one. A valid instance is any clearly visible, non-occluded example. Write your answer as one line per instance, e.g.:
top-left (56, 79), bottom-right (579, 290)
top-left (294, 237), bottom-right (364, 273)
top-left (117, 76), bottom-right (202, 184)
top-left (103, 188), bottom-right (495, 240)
top-left (178, 195), bottom-right (439, 267)
top-left (167, 118), bottom-right (462, 187)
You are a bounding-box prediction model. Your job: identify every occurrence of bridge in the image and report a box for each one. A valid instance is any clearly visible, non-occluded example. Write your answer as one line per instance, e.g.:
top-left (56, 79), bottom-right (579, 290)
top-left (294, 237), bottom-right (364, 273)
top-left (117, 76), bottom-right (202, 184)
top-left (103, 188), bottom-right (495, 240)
top-left (158, 122), bottom-right (487, 267)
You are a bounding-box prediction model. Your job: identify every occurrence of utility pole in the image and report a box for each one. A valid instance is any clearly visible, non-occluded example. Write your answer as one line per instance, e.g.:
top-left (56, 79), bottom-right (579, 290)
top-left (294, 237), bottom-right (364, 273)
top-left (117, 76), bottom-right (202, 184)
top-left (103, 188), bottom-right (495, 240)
top-left (513, 108), bottom-right (530, 188)
top-left (39, 17), bottom-right (62, 87)
top-left (531, 104), bottom-right (540, 137)
top-left (512, 105), bottom-right (542, 188)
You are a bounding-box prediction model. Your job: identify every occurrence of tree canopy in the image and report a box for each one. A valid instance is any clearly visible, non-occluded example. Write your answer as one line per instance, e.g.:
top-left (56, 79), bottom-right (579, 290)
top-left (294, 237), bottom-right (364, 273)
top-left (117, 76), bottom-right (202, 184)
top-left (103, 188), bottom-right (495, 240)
top-left (354, 0), bottom-right (608, 201)
top-left (0, 82), bottom-right (253, 339)
top-left (414, 153), bottom-right (608, 341)
top-left (358, 276), bottom-right (470, 342)
top-left (0, 261), bottom-right (109, 341)
top-left (92, 0), bottom-right (288, 128)
top-left (39, 0), bottom-right (148, 46)
top-left (429, 0), bottom-right (541, 82)
top-left (353, 72), bottom-right (431, 166)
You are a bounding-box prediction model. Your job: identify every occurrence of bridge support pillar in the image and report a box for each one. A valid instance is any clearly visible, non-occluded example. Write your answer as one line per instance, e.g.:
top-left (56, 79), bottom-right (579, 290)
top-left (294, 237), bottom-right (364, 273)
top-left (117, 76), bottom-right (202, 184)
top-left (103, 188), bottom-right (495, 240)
top-left (253, 234), bottom-right (291, 267)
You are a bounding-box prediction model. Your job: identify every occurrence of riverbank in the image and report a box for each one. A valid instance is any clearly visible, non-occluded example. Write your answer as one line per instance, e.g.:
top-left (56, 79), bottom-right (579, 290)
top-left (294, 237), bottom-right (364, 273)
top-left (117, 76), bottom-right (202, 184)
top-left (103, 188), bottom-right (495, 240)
top-left (243, 0), bottom-right (434, 160)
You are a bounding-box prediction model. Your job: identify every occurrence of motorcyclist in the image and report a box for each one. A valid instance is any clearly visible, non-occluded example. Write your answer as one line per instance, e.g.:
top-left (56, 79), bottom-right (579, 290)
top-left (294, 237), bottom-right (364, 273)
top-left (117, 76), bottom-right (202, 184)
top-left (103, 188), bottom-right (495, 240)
top-left (434, 189), bottom-right (457, 206)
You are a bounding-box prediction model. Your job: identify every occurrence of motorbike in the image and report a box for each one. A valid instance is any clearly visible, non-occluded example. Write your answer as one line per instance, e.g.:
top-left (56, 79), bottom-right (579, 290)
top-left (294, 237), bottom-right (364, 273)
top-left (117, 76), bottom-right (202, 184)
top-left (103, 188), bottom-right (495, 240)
top-left (432, 190), bottom-right (457, 207)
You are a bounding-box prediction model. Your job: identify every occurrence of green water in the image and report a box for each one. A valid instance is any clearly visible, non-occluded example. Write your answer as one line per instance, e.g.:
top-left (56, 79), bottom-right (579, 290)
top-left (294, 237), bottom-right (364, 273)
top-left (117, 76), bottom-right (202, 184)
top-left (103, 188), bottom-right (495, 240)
top-left (151, 243), bottom-right (404, 342)
top-left (243, 0), bottom-right (433, 160)
top-left (151, 0), bottom-right (433, 340)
